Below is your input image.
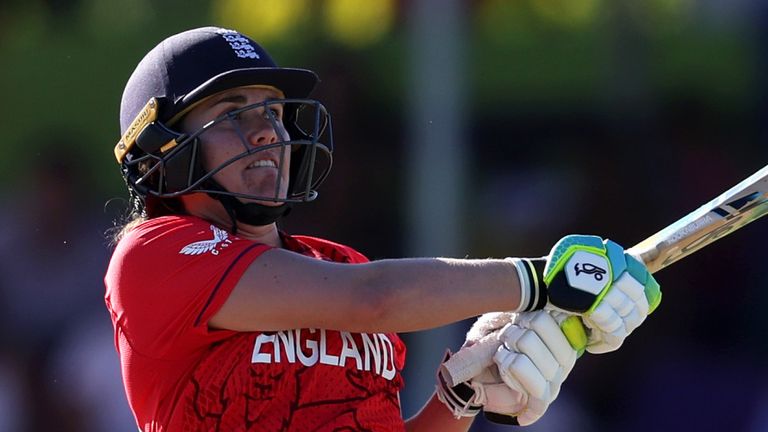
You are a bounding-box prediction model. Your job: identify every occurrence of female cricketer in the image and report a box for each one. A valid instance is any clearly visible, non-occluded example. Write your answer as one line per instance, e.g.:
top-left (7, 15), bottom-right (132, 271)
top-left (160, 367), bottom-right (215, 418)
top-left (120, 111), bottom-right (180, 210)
top-left (105, 26), bottom-right (661, 432)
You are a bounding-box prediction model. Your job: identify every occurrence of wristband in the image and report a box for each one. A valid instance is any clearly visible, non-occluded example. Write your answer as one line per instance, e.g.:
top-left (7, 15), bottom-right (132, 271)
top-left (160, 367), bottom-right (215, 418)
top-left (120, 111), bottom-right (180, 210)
top-left (507, 258), bottom-right (547, 312)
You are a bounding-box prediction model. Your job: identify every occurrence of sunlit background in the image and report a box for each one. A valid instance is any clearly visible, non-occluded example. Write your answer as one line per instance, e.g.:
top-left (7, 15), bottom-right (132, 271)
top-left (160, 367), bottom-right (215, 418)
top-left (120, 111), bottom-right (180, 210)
top-left (1, 0), bottom-right (767, 430)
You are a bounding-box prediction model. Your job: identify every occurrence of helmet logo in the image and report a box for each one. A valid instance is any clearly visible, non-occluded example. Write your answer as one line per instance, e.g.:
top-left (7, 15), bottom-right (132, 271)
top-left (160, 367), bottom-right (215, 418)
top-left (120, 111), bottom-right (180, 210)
top-left (216, 28), bottom-right (260, 59)
top-left (115, 98), bottom-right (160, 163)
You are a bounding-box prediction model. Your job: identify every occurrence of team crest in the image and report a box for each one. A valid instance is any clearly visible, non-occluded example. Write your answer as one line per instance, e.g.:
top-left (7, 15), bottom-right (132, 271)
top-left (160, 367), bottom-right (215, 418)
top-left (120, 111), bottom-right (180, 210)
top-left (180, 225), bottom-right (232, 256)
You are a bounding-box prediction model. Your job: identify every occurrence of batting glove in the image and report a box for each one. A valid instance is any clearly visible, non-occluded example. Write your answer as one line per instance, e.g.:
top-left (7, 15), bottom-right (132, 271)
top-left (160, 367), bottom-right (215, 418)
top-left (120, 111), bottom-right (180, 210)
top-left (435, 312), bottom-right (520, 419)
top-left (510, 234), bottom-right (662, 354)
top-left (436, 310), bottom-right (579, 426)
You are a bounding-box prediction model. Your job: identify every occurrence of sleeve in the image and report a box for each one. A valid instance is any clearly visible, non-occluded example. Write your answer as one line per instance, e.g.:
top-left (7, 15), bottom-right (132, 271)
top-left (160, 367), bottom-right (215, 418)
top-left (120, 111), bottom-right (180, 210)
top-left (291, 235), bottom-right (370, 264)
top-left (105, 216), bottom-right (271, 360)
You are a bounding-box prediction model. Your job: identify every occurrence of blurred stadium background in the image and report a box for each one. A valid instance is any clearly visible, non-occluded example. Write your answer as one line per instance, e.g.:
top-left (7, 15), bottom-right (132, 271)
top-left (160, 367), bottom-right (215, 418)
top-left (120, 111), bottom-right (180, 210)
top-left (1, 0), bottom-right (767, 430)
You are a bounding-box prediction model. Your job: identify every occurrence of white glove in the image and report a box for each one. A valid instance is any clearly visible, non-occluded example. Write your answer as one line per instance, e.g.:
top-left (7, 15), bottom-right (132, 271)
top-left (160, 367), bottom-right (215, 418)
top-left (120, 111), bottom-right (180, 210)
top-left (581, 270), bottom-right (655, 353)
top-left (435, 350), bottom-right (526, 420)
top-left (493, 310), bottom-right (578, 425)
top-left (435, 311), bottom-right (523, 419)
top-left (436, 310), bottom-right (578, 426)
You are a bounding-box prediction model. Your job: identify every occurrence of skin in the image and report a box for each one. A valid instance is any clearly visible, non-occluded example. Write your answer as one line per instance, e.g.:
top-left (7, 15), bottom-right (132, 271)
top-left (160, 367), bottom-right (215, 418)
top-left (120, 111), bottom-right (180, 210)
top-left (178, 86), bottom-right (524, 431)
top-left (179, 86), bottom-right (289, 247)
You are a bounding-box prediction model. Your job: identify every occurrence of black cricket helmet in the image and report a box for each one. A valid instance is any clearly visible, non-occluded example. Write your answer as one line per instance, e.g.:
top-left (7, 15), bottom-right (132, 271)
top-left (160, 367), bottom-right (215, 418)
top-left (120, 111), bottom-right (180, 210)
top-left (115, 26), bottom-right (333, 224)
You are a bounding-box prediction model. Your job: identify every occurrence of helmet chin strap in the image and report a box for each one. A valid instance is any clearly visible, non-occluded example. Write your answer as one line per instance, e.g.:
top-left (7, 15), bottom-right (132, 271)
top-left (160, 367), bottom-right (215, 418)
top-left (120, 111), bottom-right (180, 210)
top-left (204, 180), bottom-right (292, 234)
top-left (216, 194), bottom-right (292, 234)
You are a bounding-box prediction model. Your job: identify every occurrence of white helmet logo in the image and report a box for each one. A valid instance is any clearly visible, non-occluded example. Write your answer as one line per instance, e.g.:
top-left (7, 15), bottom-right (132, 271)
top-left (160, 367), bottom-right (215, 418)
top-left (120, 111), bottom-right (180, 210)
top-left (216, 28), bottom-right (260, 59)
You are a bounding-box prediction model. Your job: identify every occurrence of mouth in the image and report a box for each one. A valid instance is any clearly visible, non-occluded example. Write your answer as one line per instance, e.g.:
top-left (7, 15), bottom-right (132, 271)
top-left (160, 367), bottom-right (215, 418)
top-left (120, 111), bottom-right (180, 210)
top-left (246, 159), bottom-right (278, 169)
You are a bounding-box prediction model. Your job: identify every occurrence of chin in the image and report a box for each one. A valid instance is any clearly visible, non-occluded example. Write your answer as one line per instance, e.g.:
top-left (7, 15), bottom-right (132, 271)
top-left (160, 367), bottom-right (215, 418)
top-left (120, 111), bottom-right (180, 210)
top-left (254, 199), bottom-right (285, 207)
top-left (237, 193), bottom-right (288, 206)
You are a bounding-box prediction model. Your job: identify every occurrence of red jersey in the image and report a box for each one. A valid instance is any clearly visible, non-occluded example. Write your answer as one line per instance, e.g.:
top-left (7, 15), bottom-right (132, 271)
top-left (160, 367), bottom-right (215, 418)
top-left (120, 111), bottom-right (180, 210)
top-left (104, 215), bottom-right (406, 431)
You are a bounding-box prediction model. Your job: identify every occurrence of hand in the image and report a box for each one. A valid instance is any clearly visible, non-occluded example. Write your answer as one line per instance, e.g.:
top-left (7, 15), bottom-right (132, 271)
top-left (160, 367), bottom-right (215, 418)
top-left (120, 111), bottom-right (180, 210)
top-left (436, 310), bottom-right (578, 426)
top-left (435, 311), bottom-right (520, 419)
top-left (510, 235), bottom-right (662, 353)
top-left (492, 310), bottom-right (578, 425)
top-left (545, 235), bottom-right (662, 353)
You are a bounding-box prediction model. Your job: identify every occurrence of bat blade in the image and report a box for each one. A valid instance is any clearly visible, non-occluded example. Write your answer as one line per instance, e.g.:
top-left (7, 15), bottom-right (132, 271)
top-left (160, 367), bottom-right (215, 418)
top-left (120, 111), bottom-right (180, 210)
top-left (628, 164), bottom-right (768, 273)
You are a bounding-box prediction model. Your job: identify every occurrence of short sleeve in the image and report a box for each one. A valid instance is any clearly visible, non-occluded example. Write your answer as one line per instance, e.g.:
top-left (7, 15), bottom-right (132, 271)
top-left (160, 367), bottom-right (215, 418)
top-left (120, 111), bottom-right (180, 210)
top-left (105, 216), bottom-right (271, 360)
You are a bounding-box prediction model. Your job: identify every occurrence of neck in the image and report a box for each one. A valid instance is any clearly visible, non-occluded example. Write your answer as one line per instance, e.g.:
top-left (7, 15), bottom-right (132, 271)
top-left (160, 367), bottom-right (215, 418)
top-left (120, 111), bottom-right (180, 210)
top-left (181, 193), bottom-right (283, 247)
top-left (233, 219), bottom-right (282, 246)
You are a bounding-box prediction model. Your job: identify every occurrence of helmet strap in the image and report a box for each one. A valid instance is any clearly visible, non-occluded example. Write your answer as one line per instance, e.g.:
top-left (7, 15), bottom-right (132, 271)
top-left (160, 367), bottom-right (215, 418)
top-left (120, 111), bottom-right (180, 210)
top-left (202, 179), bottom-right (292, 233)
top-left (216, 194), bottom-right (292, 234)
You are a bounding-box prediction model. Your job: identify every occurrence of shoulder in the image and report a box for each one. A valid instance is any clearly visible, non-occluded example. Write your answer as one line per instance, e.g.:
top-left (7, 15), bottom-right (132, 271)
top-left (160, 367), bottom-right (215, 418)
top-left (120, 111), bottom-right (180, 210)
top-left (290, 235), bottom-right (369, 264)
top-left (116, 215), bottom-right (228, 254)
top-left (108, 215), bottom-right (262, 277)
top-left (123, 215), bottom-right (216, 242)
top-left (105, 214), bottom-right (270, 316)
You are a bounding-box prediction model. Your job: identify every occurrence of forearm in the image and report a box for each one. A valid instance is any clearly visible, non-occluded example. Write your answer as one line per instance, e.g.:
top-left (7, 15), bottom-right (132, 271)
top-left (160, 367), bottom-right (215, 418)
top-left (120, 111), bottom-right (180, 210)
top-left (405, 392), bottom-right (474, 432)
top-left (360, 257), bottom-right (523, 332)
top-left (213, 251), bottom-right (528, 333)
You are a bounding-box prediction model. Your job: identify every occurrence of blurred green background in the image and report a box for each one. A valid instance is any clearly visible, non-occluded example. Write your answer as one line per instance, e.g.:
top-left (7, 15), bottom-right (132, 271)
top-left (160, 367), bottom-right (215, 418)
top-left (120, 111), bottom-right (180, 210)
top-left (1, 0), bottom-right (767, 431)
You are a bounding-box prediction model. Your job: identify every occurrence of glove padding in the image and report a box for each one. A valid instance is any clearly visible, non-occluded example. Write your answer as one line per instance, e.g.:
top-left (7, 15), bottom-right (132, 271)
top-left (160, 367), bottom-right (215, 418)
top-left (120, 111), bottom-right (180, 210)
top-left (436, 310), bottom-right (579, 426)
top-left (435, 351), bottom-right (526, 419)
top-left (540, 235), bottom-right (662, 353)
top-left (436, 311), bottom-right (521, 419)
top-left (493, 311), bottom-right (578, 425)
top-left (582, 267), bottom-right (653, 353)
top-left (465, 312), bottom-right (528, 417)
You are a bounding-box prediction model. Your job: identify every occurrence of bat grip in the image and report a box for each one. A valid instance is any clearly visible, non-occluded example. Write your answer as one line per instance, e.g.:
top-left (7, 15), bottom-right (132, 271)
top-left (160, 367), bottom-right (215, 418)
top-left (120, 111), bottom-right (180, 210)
top-left (440, 333), bottom-right (521, 426)
top-left (625, 245), bottom-right (658, 274)
top-left (439, 334), bottom-right (500, 387)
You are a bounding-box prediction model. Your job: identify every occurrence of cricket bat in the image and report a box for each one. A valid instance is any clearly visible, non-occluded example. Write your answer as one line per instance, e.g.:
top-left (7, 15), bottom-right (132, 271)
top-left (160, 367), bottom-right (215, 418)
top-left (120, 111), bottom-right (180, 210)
top-left (442, 163), bottom-right (768, 387)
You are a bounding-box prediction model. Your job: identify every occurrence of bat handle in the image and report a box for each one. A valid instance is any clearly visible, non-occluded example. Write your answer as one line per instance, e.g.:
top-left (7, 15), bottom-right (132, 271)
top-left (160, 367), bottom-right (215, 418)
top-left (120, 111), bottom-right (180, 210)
top-left (440, 335), bottom-right (522, 425)
top-left (439, 334), bottom-right (500, 387)
top-left (626, 244), bottom-right (658, 273)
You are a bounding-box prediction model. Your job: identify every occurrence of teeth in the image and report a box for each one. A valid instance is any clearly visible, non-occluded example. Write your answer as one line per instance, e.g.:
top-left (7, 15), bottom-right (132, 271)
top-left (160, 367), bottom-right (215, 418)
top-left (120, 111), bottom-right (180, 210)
top-left (248, 160), bottom-right (276, 168)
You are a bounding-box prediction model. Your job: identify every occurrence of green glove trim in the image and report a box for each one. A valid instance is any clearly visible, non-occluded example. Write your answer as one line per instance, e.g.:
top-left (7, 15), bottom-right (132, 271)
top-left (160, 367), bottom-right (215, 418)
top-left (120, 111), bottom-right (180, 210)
top-left (544, 247), bottom-right (607, 286)
top-left (604, 240), bottom-right (627, 282)
top-left (544, 234), bottom-right (606, 281)
top-left (644, 276), bottom-right (662, 314)
top-left (625, 255), bottom-right (649, 285)
top-left (585, 268), bottom-right (619, 315)
top-left (544, 235), bottom-right (614, 313)
top-left (560, 315), bottom-right (587, 357)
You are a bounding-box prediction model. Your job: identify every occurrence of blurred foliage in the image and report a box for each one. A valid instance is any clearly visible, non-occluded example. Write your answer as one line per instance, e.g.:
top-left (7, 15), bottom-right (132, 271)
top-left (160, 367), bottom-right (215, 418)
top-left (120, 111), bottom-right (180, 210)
top-left (471, 0), bottom-right (754, 110)
top-left (0, 0), bottom-right (211, 195)
top-left (0, 3), bottom-right (763, 430)
top-left (321, 0), bottom-right (396, 48)
top-left (212, 0), bottom-right (313, 46)
top-left (0, 0), bottom-right (755, 196)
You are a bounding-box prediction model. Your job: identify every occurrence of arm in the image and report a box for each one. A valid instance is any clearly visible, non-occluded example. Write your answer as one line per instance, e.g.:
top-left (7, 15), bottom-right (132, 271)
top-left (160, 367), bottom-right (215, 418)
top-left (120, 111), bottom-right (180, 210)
top-left (210, 248), bottom-right (525, 332)
top-left (405, 393), bottom-right (474, 432)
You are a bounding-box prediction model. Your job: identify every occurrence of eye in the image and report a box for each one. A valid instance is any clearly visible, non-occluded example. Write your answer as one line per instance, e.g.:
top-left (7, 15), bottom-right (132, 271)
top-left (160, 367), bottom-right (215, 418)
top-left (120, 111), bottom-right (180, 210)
top-left (265, 106), bottom-right (283, 121)
top-left (225, 107), bottom-right (243, 120)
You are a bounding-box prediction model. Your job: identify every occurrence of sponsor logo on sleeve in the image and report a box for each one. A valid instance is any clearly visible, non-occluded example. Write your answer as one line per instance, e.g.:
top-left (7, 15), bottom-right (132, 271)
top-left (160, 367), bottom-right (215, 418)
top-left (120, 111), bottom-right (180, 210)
top-left (179, 225), bottom-right (233, 256)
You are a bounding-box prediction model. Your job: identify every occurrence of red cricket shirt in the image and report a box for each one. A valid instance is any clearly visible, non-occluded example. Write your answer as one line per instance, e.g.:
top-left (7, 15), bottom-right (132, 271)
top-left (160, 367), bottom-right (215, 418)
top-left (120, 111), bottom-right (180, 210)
top-left (104, 215), bottom-right (406, 431)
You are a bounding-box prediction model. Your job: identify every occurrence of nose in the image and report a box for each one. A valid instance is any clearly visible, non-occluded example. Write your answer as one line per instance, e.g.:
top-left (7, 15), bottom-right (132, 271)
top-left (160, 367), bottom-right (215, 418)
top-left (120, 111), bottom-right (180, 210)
top-left (247, 118), bottom-right (280, 147)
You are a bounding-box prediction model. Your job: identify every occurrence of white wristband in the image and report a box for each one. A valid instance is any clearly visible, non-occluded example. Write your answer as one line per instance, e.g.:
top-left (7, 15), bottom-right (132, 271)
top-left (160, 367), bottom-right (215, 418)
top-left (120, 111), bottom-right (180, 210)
top-left (506, 258), bottom-right (546, 312)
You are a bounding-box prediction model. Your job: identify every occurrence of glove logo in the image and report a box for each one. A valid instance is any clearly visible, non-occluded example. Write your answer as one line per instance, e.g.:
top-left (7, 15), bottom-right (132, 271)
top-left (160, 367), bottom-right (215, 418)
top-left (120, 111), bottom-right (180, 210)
top-left (573, 262), bottom-right (606, 281)
top-left (564, 251), bottom-right (610, 295)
